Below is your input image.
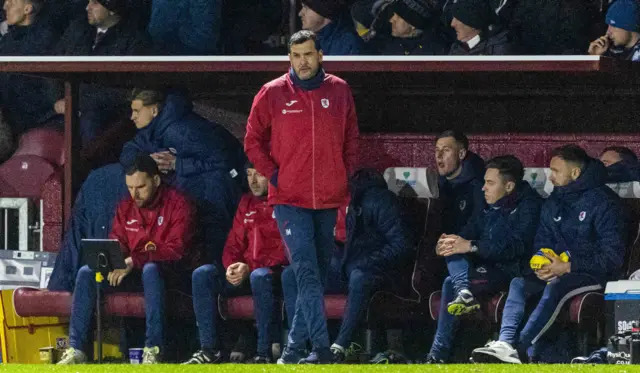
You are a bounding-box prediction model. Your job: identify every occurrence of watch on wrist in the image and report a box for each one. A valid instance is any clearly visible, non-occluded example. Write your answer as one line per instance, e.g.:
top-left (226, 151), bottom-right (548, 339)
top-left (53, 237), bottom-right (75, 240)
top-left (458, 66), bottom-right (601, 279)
top-left (470, 241), bottom-right (478, 253)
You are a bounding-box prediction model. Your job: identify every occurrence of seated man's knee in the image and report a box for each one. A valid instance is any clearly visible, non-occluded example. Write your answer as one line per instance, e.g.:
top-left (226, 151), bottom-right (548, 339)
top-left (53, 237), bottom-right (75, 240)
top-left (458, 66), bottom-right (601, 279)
top-left (142, 262), bottom-right (160, 275)
top-left (348, 269), bottom-right (372, 291)
top-left (75, 265), bottom-right (93, 282)
top-left (192, 264), bottom-right (218, 285)
top-left (250, 267), bottom-right (272, 286)
top-left (509, 277), bottom-right (526, 292)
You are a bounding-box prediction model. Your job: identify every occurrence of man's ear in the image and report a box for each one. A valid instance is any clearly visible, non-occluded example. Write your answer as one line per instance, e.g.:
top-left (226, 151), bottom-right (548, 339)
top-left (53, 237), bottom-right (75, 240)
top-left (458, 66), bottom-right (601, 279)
top-left (25, 4), bottom-right (34, 15)
top-left (153, 174), bottom-right (161, 187)
top-left (505, 180), bottom-right (516, 193)
top-left (458, 148), bottom-right (467, 161)
top-left (571, 166), bottom-right (582, 181)
top-left (151, 105), bottom-right (159, 117)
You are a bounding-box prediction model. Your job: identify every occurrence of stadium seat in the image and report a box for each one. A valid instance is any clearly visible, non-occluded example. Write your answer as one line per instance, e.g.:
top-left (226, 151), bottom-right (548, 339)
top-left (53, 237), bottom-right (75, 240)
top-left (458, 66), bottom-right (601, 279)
top-left (13, 128), bottom-right (65, 167)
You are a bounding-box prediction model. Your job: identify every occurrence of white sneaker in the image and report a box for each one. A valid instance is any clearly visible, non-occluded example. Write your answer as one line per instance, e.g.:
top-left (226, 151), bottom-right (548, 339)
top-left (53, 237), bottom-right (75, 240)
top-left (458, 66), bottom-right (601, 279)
top-left (142, 346), bottom-right (160, 364)
top-left (57, 347), bottom-right (87, 364)
top-left (471, 340), bottom-right (521, 364)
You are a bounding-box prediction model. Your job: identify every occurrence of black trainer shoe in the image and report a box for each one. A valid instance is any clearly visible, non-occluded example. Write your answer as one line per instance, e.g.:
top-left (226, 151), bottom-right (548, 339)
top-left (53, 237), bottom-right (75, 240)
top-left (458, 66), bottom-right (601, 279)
top-left (369, 350), bottom-right (410, 364)
top-left (277, 347), bottom-right (306, 364)
top-left (423, 355), bottom-right (445, 364)
top-left (182, 350), bottom-right (222, 364)
top-left (251, 355), bottom-right (272, 364)
top-left (330, 344), bottom-right (345, 363)
top-left (298, 348), bottom-right (333, 364)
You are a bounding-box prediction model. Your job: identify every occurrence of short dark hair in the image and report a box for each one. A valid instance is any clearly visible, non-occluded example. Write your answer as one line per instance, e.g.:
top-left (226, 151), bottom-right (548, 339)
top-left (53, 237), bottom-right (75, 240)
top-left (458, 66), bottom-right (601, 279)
top-left (551, 144), bottom-right (589, 170)
top-left (26, 0), bottom-right (45, 16)
top-left (288, 30), bottom-right (319, 52)
top-left (130, 89), bottom-right (166, 111)
top-left (485, 155), bottom-right (524, 183)
top-left (436, 130), bottom-right (469, 150)
top-left (601, 146), bottom-right (638, 164)
top-left (126, 154), bottom-right (161, 178)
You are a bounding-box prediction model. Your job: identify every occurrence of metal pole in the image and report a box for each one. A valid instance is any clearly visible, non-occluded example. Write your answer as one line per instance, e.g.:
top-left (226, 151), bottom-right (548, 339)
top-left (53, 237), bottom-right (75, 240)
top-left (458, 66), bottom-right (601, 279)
top-left (95, 270), bottom-right (104, 364)
top-left (63, 81), bottom-right (80, 229)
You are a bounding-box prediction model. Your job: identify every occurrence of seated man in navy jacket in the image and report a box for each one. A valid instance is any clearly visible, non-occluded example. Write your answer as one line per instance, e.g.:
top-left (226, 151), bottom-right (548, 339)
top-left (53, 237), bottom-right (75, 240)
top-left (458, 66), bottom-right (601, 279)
top-left (472, 145), bottom-right (627, 364)
top-left (121, 89), bottom-right (247, 265)
top-left (425, 155), bottom-right (543, 363)
top-left (436, 130), bottom-right (486, 235)
top-left (281, 169), bottom-right (409, 363)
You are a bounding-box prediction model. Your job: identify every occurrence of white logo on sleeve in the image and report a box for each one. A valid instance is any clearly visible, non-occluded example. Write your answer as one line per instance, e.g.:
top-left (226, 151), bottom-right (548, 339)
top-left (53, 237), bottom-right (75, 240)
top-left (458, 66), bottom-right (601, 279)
top-left (553, 216), bottom-right (562, 222)
top-left (245, 211), bottom-right (257, 217)
top-left (126, 219), bottom-right (138, 225)
top-left (285, 100), bottom-right (297, 107)
top-left (157, 216), bottom-right (164, 226)
top-left (321, 98), bottom-right (329, 108)
top-left (286, 229), bottom-right (292, 236)
top-left (579, 211), bottom-right (586, 221)
top-left (459, 200), bottom-right (466, 211)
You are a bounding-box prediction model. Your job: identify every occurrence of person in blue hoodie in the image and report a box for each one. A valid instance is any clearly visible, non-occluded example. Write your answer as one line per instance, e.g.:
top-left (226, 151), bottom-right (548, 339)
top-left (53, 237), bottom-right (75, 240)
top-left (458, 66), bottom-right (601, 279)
top-left (471, 145), bottom-right (627, 364)
top-left (435, 130), bottom-right (486, 235)
top-left (424, 155), bottom-right (543, 364)
top-left (299, 0), bottom-right (362, 55)
top-left (281, 168), bottom-right (410, 363)
top-left (120, 89), bottom-right (247, 263)
top-left (600, 146), bottom-right (639, 183)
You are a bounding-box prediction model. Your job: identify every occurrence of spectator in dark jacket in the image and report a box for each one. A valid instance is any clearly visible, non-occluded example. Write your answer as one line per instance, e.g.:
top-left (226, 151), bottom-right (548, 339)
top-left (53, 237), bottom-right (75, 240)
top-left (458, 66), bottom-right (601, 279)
top-left (375, 0), bottom-right (449, 55)
top-left (120, 90), bottom-right (246, 264)
top-left (52, 0), bottom-right (152, 145)
top-left (449, 0), bottom-right (514, 55)
top-left (282, 169), bottom-right (409, 363)
top-left (588, 0), bottom-right (640, 62)
top-left (510, 0), bottom-right (597, 55)
top-left (425, 155), bottom-right (542, 363)
top-left (436, 130), bottom-right (486, 235)
top-left (148, 0), bottom-right (221, 55)
top-left (0, 0), bottom-right (60, 137)
top-left (299, 0), bottom-right (362, 55)
top-left (600, 146), bottom-right (639, 183)
top-left (472, 145), bottom-right (627, 364)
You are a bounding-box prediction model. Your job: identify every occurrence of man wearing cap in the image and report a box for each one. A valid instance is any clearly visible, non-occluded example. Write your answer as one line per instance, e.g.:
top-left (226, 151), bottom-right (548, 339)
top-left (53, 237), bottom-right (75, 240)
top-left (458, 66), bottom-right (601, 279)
top-left (448, 0), bottom-right (514, 55)
top-left (376, 0), bottom-right (449, 55)
top-left (299, 0), bottom-right (363, 55)
top-left (52, 0), bottom-right (152, 145)
top-left (588, 0), bottom-right (640, 62)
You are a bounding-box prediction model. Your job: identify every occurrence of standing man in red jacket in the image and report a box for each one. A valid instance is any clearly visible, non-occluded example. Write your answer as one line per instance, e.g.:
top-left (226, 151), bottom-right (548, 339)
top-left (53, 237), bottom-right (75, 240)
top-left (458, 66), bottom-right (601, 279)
top-left (184, 164), bottom-right (287, 364)
top-left (58, 154), bottom-right (196, 365)
top-left (244, 29), bottom-right (359, 364)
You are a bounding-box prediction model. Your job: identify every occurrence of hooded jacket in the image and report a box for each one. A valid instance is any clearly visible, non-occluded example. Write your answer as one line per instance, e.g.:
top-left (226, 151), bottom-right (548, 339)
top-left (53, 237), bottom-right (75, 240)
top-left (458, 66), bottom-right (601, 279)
top-left (439, 151), bottom-right (486, 234)
top-left (341, 169), bottom-right (410, 278)
top-left (316, 16), bottom-right (363, 55)
top-left (449, 28), bottom-right (515, 55)
top-left (534, 159), bottom-right (627, 283)
top-left (48, 163), bottom-right (129, 291)
top-left (459, 181), bottom-right (543, 278)
top-left (120, 94), bottom-right (247, 261)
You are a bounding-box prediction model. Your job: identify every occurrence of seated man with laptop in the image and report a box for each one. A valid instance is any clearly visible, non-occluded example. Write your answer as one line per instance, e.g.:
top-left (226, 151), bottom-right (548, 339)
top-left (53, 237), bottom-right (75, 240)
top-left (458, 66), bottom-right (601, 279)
top-left (58, 154), bottom-right (198, 365)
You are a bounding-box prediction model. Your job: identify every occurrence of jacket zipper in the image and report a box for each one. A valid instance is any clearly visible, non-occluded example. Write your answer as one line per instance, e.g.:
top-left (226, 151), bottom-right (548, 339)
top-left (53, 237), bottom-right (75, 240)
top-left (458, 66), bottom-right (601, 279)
top-left (252, 227), bottom-right (258, 262)
top-left (311, 96), bottom-right (316, 209)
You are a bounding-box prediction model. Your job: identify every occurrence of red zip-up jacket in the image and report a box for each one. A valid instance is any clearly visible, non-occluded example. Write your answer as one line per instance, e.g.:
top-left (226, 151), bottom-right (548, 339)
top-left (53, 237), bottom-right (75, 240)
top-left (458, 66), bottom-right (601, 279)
top-left (110, 185), bottom-right (196, 269)
top-left (222, 193), bottom-right (287, 271)
top-left (244, 73), bottom-right (359, 209)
